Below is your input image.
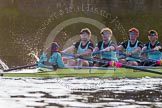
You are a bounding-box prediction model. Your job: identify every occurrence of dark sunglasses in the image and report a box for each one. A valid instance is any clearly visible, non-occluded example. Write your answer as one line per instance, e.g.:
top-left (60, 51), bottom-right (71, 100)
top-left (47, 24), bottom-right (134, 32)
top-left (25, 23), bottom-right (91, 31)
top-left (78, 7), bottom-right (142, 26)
top-left (129, 32), bottom-right (137, 35)
top-left (149, 31), bottom-right (156, 36)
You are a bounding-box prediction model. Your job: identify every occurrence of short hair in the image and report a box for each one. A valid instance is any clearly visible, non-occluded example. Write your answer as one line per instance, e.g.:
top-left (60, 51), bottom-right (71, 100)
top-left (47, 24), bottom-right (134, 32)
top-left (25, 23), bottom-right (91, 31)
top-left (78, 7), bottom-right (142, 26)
top-left (80, 28), bottom-right (91, 36)
top-left (148, 30), bottom-right (158, 37)
top-left (100, 27), bottom-right (112, 34)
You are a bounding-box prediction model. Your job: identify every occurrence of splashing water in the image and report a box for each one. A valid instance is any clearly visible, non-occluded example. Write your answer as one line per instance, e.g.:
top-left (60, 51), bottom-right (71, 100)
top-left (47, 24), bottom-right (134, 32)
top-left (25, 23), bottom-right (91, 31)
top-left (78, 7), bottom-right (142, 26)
top-left (0, 59), bottom-right (9, 70)
top-left (28, 52), bottom-right (40, 62)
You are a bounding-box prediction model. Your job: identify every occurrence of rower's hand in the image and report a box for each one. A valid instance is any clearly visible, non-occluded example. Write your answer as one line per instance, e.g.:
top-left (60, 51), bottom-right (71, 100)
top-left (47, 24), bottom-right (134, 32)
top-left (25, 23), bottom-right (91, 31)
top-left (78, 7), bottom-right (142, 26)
top-left (126, 52), bottom-right (132, 57)
top-left (74, 54), bottom-right (81, 58)
top-left (43, 61), bottom-right (52, 66)
top-left (153, 47), bottom-right (159, 51)
top-left (101, 47), bottom-right (110, 52)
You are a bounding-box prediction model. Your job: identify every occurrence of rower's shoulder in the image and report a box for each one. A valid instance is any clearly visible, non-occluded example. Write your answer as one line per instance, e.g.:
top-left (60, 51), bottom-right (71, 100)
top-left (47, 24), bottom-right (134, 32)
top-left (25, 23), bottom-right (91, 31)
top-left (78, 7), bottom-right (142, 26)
top-left (72, 40), bottom-right (81, 48)
top-left (88, 40), bottom-right (94, 45)
top-left (119, 40), bottom-right (129, 46)
top-left (73, 40), bottom-right (81, 45)
top-left (156, 41), bottom-right (162, 45)
top-left (110, 41), bottom-right (117, 45)
top-left (136, 40), bottom-right (144, 48)
top-left (143, 42), bottom-right (149, 46)
top-left (137, 40), bottom-right (143, 43)
top-left (135, 40), bottom-right (143, 45)
top-left (95, 41), bottom-right (103, 46)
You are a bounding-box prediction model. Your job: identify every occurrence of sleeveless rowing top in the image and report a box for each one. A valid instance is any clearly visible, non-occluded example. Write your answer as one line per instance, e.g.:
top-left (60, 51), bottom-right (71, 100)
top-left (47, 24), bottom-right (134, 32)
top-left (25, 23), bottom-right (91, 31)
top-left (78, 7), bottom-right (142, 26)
top-left (77, 41), bottom-right (92, 58)
top-left (126, 40), bottom-right (141, 62)
top-left (38, 52), bottom-right (64, 68)
top-left (147, 42), bottom-right (161, 60)
top-left (100, 41), bottom-right (118, 61)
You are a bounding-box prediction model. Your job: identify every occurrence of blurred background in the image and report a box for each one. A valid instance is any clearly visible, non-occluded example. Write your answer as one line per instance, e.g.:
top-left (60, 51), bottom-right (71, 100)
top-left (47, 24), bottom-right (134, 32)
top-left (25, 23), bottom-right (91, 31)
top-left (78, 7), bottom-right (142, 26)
top-left (0, 0), bottom-right (162, 67)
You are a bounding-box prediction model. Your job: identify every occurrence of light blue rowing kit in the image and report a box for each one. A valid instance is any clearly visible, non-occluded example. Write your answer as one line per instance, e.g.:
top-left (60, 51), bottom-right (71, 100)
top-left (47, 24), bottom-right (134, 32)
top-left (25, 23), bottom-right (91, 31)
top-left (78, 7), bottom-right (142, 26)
top-left (38, 52), bottom-right (64, 69)
top-left (100, 41), bottom-right (118, 61)
top-left (126, 40), bottom-right (141, 62)
top-left (147, 42), bottom-right (161, 60)
top-left (77, 41), bottom-right (92, 59)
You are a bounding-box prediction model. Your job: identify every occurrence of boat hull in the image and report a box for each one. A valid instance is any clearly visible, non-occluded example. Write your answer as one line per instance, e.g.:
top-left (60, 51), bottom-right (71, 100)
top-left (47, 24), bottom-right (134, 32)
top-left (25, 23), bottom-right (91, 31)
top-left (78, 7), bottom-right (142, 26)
top-left (2, 68), bottom-right (162, 78)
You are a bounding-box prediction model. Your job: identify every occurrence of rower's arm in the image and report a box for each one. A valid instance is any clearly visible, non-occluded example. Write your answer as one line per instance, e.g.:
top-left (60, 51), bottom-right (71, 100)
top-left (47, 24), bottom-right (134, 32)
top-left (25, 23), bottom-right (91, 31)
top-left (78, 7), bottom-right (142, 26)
top-left (109, 45), bottom-right (116, 51)
top-left (142, 46), bottom-right (147, 52)
top-left (101, 45), bottom-right (116, 52)
top-left (131, 47), bottom-right (141, 55)
top-left (38, 60), bottom-right (53, 69)
top-left (79, 42), bottom-right (93, 57)
top-left (38, 53), bottom-right (53, 69)
top-left (93, 47), bottom-right (99, 52)
top-left (116, 45), bottom-right (123, 51)
top-left (154, 46), bottom-right (162, 50)
top-left (130, 41), bottom-right (143, 55)
top-left (78, 49), bottom-right (92, 57)
top-left (62, 45), bottom-right (75, 53)
top-left (38, 53), bottom-right (47, 67)
top-left (56, 53), bottom-right (65, 68)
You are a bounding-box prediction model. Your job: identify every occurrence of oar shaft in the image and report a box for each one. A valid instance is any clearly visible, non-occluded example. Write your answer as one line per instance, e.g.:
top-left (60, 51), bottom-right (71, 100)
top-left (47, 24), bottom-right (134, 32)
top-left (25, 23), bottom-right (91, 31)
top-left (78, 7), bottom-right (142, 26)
top-left (4, 63), bottom-right (38, 72)
top-left (118, 52), bottom-right (157, 62)
top-left (109, 62), bottom-right (162, 75)
top-left (122, 64), bottom-right (162, 75)
top-left (141, 49), bottom-right (155, 54)
top-left (63, 66), bottom-right (115, 70)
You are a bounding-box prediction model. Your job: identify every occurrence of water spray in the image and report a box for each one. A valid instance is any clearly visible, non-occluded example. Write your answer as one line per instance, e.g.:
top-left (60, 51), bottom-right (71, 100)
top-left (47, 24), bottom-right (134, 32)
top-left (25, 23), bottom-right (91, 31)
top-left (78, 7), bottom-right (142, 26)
top-left (0, 59), bottom-right (9, 70)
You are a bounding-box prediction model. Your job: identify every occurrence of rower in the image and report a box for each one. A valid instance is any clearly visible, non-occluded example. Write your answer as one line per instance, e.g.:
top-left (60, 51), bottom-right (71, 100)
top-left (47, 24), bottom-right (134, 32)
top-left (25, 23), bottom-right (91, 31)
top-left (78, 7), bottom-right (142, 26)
top-left (62, 28), bottom-right (94, 66)
top-left (116, 28), bottom-right (143, 66)
top-left (93, 27), bottom-right (118, 67)
top-left (142, 30), bottom-right (162, 66)
top-left (38, 42), bottom-right (65, 70)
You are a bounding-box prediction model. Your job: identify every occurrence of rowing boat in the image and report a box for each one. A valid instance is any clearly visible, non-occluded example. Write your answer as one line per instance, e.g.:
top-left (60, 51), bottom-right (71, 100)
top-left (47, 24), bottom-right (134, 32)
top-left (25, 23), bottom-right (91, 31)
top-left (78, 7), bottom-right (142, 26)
top-left (2, 66), bottom-right (162, 78)
top-left (1, 52), bottom-right (162, 78)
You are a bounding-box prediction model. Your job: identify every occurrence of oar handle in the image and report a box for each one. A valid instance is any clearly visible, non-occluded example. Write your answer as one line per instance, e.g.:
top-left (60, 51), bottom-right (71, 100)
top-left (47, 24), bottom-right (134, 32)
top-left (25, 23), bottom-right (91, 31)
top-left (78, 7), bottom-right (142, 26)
top-left (92, 51), bottom-right (103, 55)
top-left (122, 64), bottom-right (162, 75)
top-left (61, 52), bottom-right (75, 57)
top-left (3, 63), bottom-right (38, 72)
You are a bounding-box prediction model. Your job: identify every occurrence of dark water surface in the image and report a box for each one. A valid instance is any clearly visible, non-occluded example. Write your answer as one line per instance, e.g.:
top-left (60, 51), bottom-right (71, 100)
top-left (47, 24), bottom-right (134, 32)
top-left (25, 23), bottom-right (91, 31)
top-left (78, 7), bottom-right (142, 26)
top-left (0, 77), bottom-right (162, 108)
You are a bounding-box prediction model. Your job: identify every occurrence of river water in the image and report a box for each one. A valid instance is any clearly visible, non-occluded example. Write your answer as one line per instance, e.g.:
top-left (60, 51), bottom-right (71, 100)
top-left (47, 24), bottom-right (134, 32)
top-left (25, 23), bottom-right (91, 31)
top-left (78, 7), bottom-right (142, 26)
top-left (0, 75), bottom-right (162, 108)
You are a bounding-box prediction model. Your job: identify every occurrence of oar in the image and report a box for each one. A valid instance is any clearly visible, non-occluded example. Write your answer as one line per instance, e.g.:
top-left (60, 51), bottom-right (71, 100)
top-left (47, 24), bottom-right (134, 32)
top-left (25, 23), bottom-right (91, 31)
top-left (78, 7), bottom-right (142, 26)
top-left (3, 63), bottom-right (38, 72)
top-left (117, 52), bottom-right (157, 62)
top-left (141, 49), bottom-right (155, 54)
top-left (63, 66), bottom-right (115, 70)
top-left (110, 62), bottom-right (162, 75)
top-left (92, 51), bottom-right (103, 56)
top-left (93, 58), bottom-right (162, 75)
top-left (61, 52), bottom-right (108, 63)
top-left (62, 52), bottom-right (162, 75)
